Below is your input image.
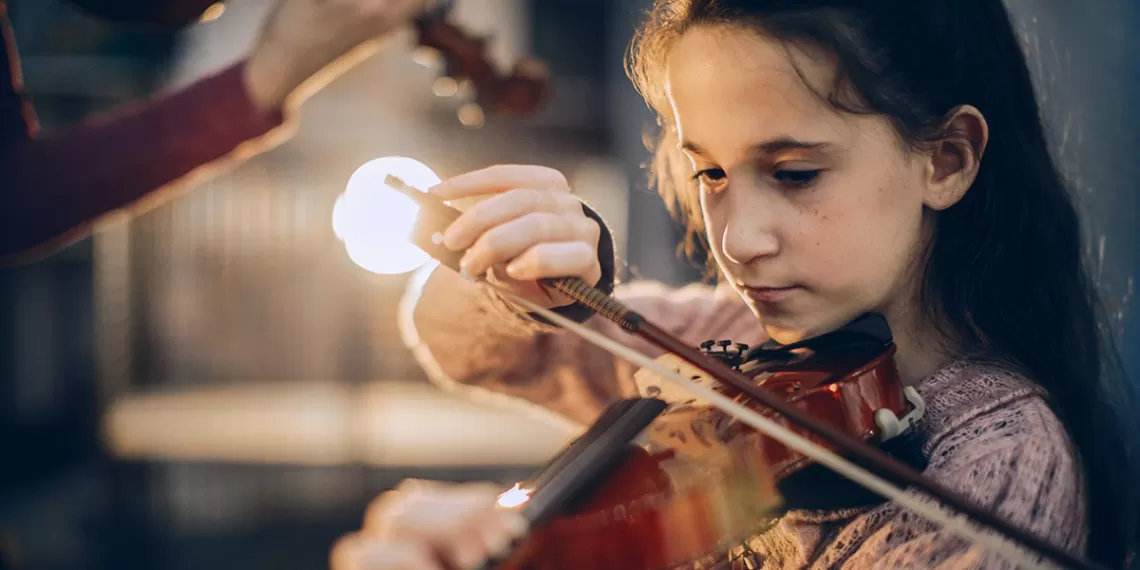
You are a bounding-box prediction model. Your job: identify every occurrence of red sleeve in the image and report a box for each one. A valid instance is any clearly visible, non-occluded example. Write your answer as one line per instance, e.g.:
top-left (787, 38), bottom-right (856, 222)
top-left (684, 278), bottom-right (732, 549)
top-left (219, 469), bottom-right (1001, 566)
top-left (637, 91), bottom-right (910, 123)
top-left (0, 4), bottom-right (290, 261)
top-left (1, 1), bottom-right (33, 150)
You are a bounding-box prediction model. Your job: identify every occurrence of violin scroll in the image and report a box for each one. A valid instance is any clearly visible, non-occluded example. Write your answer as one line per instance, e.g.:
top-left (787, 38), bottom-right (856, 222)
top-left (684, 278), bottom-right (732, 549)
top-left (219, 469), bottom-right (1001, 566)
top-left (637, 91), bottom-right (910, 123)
top-left (413, 0), bottom-right (551, 127)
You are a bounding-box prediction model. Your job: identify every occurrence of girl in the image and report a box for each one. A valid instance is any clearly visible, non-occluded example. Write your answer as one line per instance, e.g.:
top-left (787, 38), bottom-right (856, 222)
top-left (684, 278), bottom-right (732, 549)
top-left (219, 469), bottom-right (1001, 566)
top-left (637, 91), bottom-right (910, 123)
top-left (332, 1), bottom-right (1139, 568)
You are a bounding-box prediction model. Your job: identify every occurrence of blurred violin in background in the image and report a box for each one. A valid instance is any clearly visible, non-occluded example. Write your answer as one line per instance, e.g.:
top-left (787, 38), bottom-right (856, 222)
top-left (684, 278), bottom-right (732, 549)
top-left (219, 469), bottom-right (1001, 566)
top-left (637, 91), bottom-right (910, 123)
top-left (411, 0), bottom-right (550, 128)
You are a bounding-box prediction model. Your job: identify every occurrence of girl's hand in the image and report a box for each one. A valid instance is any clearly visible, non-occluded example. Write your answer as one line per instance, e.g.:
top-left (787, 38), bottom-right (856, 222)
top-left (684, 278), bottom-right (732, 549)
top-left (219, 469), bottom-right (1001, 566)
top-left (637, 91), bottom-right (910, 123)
top-left (330, 480), bottom-right (528, 570)
top-left (430, 164), bottom-right (603, 310)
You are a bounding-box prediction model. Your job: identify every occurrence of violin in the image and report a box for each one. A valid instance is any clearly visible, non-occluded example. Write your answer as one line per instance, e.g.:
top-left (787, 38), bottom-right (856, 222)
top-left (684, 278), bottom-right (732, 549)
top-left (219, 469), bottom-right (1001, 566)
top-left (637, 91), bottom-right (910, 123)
top-left (496, 316), bottom-right (928, 570)
top-left (412, 0), bottom-right (550, 127)
top-left (638, 318), bottom-right (927, 512)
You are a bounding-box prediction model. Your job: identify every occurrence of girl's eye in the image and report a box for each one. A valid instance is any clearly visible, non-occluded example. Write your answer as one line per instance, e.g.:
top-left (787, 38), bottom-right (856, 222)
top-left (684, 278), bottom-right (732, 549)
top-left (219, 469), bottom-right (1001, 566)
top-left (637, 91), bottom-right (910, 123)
top-left (774, 169), bottom-right (821, 189)
top-left (692, 168), bottom-right (727, 185)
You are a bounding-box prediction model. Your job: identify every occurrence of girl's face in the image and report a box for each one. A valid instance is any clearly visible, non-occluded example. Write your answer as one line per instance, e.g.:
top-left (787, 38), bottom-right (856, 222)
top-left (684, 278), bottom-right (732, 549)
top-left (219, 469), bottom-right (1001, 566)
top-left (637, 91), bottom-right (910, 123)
top-left (665, 25), bottom-right (936, 344)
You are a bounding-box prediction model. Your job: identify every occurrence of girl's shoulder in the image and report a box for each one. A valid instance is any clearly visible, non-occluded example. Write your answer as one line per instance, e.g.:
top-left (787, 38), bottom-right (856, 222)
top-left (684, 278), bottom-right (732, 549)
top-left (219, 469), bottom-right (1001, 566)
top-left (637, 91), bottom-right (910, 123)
top-left (915, 358), bottom-right (1075, 465)
top-left (913, 359), bottom-right (1084, 545)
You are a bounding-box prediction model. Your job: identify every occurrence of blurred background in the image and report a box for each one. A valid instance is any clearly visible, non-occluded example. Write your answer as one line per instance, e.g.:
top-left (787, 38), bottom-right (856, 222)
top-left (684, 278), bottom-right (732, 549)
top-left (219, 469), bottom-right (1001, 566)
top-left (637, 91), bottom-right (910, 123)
top-left (0, 1), bottom-right (1137, 569)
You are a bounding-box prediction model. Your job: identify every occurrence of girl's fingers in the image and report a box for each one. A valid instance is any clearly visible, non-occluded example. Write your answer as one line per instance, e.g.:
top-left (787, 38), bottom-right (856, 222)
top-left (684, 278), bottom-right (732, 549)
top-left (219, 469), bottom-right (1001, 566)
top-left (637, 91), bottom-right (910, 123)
top-left (442, 187), bottom-right (581, 251)
top-left (504, 241), bottom-right (603, 285)
top-left (363, 483), bottom-right (526, 540)
top-left (429, 164), bottom-right (569, 200)
top-left (440, 506), bottom-right (525, 570)
top-left (358, 483), bottom-right (528, 570)
top-left (460, 213), bottom-right (600, 277)
top-left (339, 480), bottom-right (531, 570)
top-left (329, 533), bottom-right (443, 570)
top-left (423, 164), bottom-right (605, 310)
top-left (361, 479), bottom-right (451, 535)
top-left (364, 485), bottom-right (492, 537)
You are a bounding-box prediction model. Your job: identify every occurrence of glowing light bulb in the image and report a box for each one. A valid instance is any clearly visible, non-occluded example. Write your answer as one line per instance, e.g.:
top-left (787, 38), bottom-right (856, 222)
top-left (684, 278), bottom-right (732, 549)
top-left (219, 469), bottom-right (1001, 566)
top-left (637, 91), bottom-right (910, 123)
top-left (332, 156), bottom-right (440, 275)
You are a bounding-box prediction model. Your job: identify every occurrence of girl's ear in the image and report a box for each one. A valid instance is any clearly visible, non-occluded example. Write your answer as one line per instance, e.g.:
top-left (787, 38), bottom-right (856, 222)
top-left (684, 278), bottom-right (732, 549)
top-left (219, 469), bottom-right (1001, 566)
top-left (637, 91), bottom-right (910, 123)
top-left (922, 105), bottom-right (989, 211)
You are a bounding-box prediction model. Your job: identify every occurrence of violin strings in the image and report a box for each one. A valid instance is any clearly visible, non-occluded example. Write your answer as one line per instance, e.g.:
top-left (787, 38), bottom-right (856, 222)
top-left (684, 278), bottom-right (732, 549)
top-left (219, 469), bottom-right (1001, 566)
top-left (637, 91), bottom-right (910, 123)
top-left (496, 289), bottom-right (1054, 570)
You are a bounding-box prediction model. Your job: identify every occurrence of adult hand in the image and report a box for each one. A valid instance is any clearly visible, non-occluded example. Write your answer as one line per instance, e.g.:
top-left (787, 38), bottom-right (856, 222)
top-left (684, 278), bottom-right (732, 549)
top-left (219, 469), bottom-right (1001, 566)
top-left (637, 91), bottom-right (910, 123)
top-left (244, 0), bottom-right (433, 113)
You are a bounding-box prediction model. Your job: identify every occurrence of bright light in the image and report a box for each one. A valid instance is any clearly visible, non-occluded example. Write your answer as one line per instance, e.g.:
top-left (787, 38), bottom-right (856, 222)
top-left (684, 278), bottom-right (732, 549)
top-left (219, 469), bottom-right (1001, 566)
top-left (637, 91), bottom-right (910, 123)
top-left (199, 2), bottom-right (225, 22)
top-left (497, 483), bottom-right (532, 509)
top-left (333, 157), bottom-right (440, 275)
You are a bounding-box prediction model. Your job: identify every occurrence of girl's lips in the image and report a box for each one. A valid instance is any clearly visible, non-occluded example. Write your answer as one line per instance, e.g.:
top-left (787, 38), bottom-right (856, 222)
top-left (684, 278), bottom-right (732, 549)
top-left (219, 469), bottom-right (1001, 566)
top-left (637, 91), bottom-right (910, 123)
top-left (742, 285), bottom-right (801, 303)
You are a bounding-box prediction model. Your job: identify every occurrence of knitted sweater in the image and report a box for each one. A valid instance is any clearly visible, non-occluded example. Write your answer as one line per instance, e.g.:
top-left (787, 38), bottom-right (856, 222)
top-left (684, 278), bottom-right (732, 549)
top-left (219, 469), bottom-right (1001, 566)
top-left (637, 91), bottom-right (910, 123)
top-left (399, 263), bottom-right (1087, 569)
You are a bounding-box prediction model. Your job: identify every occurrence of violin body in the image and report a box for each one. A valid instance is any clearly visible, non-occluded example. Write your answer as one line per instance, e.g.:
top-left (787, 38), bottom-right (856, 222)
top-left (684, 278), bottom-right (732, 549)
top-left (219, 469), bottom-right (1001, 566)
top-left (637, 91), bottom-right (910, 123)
top-left (504, 446), bottom-right (761, 570)
top-left (415, 20), bottom-right (549, 117)
top-left (502, 316), bottom-right (926, 570)
top-left (710, 341), bottom-right (912, 480)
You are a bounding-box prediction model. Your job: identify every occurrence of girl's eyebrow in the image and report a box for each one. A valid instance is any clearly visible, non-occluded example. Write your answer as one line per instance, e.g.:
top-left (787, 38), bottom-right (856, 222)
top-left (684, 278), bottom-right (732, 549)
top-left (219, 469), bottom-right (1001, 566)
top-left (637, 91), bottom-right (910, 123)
top-left (680, 136), bottom-right (833, 156)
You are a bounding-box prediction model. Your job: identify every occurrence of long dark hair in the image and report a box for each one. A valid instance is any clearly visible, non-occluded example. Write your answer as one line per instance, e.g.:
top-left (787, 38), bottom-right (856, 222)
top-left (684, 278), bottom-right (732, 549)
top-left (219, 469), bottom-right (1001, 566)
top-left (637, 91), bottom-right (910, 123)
top-left (628, 0), bottom-right (1138, 566)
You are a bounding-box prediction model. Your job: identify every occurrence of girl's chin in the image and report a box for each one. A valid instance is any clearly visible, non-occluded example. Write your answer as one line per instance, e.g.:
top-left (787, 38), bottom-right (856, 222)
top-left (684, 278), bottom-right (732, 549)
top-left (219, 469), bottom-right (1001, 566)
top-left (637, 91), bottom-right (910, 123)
top-left (755, 312), bottom-right (854, 345)
top-left (754, 318), bottom-right (812, 345)
top-left (761, 327), bottom-right (811, 346)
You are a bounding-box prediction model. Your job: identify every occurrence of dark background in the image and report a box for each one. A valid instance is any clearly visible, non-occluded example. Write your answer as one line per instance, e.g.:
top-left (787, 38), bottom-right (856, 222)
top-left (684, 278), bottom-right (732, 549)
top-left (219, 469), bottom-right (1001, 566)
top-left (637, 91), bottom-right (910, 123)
top-left (1, 1), bottom-right (1137, 569)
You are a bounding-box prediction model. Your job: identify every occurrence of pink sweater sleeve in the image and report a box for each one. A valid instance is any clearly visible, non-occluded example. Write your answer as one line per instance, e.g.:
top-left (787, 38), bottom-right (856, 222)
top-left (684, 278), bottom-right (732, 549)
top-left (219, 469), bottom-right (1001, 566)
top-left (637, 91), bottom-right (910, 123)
top-left (1, 11), bottom-right (291, 261)
top-left (399, 263), bottom-right (767, 428)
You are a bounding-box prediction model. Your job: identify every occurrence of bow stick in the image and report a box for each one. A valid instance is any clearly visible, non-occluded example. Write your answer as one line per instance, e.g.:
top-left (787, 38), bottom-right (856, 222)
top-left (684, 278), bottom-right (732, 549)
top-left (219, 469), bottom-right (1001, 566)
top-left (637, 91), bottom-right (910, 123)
top-left (387, 175), bottom-right (1101, 570)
